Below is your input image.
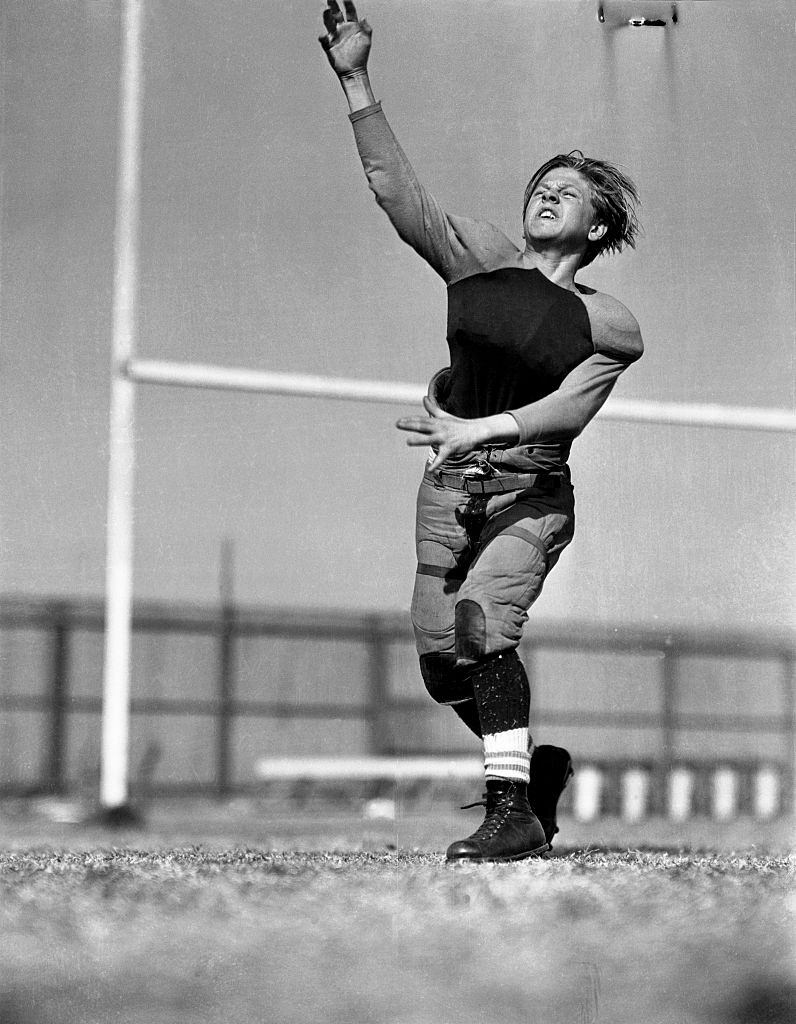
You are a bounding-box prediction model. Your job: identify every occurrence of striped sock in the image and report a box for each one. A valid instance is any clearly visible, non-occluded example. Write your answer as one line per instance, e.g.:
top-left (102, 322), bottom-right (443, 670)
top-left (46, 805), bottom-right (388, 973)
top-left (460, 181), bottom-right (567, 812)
top-left (483, 728), bottom-right (531, 784)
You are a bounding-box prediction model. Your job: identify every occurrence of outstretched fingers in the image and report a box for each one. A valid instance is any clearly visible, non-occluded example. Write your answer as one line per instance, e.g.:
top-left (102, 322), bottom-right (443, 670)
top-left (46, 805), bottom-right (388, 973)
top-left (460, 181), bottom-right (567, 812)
top-left (322, 0), bottom-right (358, 32)
top-left (396, 396), bottom-right (454, 447)
top-left (427, 447), bottom-right (453, 472)
top-left (395, 420), bottom-right (451, 469)
top-left (319, 0), bottom-right (371, 56)
top-left (395, 416), bottom-right (436, 444)
top-left (320, 1), bottom-right (346, 49)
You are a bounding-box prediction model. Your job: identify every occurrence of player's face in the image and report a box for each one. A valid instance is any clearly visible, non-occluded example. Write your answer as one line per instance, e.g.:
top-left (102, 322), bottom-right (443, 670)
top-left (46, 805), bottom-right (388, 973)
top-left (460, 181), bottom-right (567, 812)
top-left (523, 167), bottom-right (605, 253)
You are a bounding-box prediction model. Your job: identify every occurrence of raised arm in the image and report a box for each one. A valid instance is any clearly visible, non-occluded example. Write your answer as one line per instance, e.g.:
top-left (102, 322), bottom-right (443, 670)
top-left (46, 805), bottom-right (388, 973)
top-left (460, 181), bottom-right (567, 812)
top-left (319, 1), bottom-right (516, 282)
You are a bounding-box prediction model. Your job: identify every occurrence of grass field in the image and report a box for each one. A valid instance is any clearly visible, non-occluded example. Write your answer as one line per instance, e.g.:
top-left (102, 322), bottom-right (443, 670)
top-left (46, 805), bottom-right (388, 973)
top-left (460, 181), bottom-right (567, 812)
top-left (1, 798), bottom-right (793, 1024)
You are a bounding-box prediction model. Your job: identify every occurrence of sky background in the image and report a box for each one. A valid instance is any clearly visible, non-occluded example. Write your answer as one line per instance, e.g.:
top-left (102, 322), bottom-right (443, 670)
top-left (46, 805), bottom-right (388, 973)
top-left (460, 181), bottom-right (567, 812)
top-left (1, 0), bottom-right (794, 633)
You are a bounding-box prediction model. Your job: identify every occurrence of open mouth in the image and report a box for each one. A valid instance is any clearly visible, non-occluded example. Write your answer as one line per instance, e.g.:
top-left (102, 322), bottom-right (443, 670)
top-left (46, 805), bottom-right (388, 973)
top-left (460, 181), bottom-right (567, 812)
top-left (538, 209), bottom-right (557, 220)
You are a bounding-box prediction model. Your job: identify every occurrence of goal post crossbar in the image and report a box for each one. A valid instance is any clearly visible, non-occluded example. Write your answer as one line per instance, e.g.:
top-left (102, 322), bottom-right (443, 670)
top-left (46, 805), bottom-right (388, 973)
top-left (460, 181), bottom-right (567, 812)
top-left (126, 358), bottom-right (796, 434)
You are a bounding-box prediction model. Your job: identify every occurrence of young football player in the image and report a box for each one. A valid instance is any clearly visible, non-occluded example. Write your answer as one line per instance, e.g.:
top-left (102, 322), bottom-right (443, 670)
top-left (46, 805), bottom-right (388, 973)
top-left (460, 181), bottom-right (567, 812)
top-left (320, 0), bottom-right (643, 861)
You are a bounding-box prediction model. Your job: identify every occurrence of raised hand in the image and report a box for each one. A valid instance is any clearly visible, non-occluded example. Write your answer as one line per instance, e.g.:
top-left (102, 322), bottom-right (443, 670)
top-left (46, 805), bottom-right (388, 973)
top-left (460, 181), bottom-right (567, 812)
top-left (319, 0), bottom-right (372, 78)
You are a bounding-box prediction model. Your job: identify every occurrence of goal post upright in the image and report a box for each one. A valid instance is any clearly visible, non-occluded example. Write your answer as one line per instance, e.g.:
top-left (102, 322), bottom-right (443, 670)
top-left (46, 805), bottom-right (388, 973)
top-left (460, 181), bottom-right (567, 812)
top-left (100, 0), bottom-right (144, 820)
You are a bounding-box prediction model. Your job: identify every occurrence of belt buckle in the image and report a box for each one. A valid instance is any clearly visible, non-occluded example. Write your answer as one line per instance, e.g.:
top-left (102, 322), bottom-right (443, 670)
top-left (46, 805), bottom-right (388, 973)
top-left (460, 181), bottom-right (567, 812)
top-left (461, 461), bottom-right (498, 495)
top-left (462, 458), bottom-right (496, 481)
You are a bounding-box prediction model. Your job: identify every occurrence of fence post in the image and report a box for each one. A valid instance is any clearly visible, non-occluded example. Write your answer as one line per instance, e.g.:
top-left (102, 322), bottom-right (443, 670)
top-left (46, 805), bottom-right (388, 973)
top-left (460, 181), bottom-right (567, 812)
top-left (366, 616), bottom-right (390, 755)
top-left (783, 653), bottom-right (795, 815)
top-left (658, 645), bottom-right (677, 814)
top-left (216, 606), bottom-right (235, 797)
top-left (44, 601), bottom-right (70, 794)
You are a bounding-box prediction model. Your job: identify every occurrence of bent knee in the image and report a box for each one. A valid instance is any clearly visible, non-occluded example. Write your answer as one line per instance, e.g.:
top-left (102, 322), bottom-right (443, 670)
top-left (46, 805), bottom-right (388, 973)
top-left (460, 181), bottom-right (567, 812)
top-left (419, 653), bottom-right (475, 706)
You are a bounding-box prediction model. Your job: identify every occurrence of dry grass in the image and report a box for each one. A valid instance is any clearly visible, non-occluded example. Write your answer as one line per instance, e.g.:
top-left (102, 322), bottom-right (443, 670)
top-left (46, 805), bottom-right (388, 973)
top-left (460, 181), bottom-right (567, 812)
top-left (0, 799), bottom-right (793, 1024)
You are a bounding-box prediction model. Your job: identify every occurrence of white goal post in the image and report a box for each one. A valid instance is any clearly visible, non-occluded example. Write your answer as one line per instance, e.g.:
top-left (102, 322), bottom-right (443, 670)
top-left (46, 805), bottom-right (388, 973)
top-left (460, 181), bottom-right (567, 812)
top-left (101, 0), bottom-right (143, 814)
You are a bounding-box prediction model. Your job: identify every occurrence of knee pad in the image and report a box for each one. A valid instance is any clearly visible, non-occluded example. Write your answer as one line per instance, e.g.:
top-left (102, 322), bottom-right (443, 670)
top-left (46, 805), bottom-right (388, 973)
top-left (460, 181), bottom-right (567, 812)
top-left (455, 598), bottom-right (487, 666)
top-left (419, 653), bottom-right (475, 707)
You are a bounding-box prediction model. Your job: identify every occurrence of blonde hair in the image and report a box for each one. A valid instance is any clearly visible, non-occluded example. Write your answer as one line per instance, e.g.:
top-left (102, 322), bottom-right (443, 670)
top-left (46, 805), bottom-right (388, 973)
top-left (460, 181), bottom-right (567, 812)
top-left (523, 151), bottom-right (641, 266)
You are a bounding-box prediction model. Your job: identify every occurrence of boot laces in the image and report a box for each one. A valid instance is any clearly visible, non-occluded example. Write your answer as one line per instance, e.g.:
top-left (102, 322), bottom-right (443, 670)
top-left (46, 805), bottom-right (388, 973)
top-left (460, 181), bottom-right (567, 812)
top-left (460, 790), bottom-right (515, 841)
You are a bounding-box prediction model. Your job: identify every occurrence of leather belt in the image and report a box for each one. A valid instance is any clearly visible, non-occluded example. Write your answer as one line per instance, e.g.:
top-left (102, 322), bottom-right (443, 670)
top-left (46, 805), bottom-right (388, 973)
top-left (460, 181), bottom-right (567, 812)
top-left (435, 469), bottom-right (562, 495)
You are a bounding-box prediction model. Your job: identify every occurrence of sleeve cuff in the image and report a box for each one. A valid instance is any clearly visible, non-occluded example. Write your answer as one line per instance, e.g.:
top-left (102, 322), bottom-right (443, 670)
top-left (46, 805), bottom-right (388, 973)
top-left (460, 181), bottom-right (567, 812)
top-left (349, 101), bottom-right (383, 123)
top-left (507, 410), bottom-right (531, 446)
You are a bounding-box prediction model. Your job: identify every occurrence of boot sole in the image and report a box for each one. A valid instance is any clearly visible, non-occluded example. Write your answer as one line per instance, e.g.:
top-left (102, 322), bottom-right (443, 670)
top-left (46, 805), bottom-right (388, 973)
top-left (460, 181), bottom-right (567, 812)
top-left (446, 841), bottom-right (550, 864)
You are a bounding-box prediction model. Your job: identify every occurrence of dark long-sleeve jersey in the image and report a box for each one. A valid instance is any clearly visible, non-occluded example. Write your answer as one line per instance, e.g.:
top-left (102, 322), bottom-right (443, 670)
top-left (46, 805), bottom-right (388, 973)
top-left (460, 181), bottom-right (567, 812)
top-left (349, 103), bottom-right (643, 471)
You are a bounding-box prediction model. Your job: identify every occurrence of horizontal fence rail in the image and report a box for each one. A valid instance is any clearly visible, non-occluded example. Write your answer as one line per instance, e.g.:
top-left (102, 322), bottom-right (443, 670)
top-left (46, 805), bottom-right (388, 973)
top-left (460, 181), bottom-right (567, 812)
top-left (0, 596), bottom-right (794, 817)
top-left (254, 757), bottom-right (784, 823)
top-left (4, 597), bottom-right (796, 654)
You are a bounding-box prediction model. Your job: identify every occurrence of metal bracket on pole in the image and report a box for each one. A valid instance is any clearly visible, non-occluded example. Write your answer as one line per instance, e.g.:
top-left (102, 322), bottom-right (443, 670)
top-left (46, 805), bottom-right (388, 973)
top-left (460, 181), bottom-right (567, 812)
top-left (598, 2), bottom-right (678, 27)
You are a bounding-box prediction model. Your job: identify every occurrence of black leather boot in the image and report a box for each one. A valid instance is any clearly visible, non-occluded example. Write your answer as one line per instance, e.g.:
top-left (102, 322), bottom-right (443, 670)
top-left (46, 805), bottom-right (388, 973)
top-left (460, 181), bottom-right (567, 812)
top-left (446, 779), bottom-right (549, 863)
top-left (528, 745), bottom-right (574, 849)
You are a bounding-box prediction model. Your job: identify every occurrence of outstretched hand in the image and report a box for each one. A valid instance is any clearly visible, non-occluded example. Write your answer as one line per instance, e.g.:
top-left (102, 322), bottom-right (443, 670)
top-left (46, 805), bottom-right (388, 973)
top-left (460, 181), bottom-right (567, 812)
top-left (319, 0), bottom-right (372, 78)
top-left (396, 396), bottom-right (491, 472)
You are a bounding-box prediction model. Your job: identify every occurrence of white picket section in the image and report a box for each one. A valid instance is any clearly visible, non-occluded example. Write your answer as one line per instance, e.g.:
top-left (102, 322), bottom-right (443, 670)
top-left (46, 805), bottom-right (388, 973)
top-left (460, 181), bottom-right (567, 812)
top-left (753, 767), bottom-right (780, 820)
top-left (571, 766), bottom-right (603, 822)
top-left (620, 768), bottom-right (650, 822)
top-left (667, 767), bottom-right (694, 821)
top-left (254, 758), bottom-right (788, 822)
top-left (712, 768), bottom-right (739, 821)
